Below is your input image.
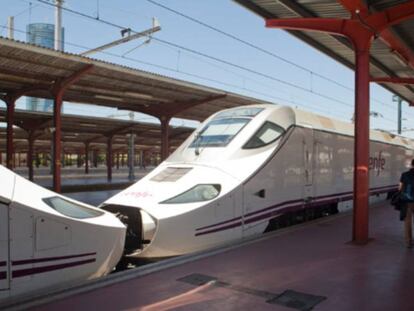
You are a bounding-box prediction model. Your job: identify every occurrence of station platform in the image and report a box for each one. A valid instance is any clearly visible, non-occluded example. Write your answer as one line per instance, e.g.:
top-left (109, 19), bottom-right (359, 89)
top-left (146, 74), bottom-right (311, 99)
top-left (13, 166), bottom-right (152, 194)
top-left (8, 200), bottom-right (414, 311)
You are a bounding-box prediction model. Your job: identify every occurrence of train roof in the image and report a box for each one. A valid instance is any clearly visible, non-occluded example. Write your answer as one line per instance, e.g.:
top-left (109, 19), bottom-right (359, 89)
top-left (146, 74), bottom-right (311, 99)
top-left (292, 107), bottom-right (414, 148)
top-left (222, 104), bottom-right (414, 149)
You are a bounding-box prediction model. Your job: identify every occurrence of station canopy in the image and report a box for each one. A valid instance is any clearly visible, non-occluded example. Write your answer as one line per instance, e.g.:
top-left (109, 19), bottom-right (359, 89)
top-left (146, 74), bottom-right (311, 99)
top-left (0, 36), bottom-right (273, 122)
top-left (234, 0), bottom-right (414, 104)
top-left (0, 108), bottom-right (193, 154)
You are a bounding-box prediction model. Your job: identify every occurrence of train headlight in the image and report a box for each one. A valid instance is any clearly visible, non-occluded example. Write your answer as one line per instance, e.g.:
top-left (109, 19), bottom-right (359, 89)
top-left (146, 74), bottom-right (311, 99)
top-left (161, 184), bottom-right (221, 204)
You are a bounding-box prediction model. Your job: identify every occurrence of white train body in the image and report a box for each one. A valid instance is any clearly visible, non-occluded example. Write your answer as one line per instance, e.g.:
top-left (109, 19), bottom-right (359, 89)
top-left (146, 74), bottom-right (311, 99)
top-left (102, 104), bottom-right (413, 259)
top-left (0, 165), bottom-right (125, 301)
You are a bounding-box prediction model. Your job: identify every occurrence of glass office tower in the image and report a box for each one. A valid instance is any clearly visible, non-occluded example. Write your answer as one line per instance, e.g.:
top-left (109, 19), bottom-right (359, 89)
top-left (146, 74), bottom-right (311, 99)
top-left (26, 23), bottom-right (64, 112)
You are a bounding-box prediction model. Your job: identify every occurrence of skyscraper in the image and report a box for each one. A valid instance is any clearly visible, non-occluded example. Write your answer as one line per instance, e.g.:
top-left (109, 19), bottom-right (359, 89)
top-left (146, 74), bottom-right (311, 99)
top-left (26, 23), bottom-right (64, 112)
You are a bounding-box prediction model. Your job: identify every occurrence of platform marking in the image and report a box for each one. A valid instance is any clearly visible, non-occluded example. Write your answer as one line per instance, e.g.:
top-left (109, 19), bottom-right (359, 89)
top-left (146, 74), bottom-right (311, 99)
top-left (177, 273), bottom-right (326, 310)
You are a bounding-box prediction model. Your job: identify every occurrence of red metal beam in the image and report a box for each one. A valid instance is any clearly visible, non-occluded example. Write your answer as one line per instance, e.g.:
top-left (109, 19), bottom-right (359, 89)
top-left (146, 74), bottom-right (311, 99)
top-left (84, 124), bottom-right (135, 145)
top-left (51, 65), bottom-right (94, 94)
top-left (266, 18), bottom-right (351, 37)
top-left (371, 77), bottom-right (414, 85)
top-left (17, 117), bottom-right (51, 133)
top-left (129, 94), bottom-right (227, 119)
top-left (338, 0), bottom-right (414, 69)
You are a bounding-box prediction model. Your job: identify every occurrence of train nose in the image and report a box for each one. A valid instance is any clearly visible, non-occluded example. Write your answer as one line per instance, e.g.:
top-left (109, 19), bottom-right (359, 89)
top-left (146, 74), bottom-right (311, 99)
top-left (100, 204), bottom-right (157, 256)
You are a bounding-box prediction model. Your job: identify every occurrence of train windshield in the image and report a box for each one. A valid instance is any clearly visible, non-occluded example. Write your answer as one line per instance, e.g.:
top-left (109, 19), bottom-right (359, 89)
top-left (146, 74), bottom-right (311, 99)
top-left (43, 196), bottom-right (104, 219)
top-left (190, 118), bottom-right (249, 148)
top-left (190, 107), bottom-right (263, 148)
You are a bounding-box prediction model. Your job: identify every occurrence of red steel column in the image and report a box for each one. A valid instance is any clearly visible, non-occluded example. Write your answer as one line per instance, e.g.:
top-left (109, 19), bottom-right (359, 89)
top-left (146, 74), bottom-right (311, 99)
top-left (160, 116), bottom-right (171, 161)
top-left (27, 130), bottom-right (35, 181)
top-left (84, 142), bottom-right (89, 174)
top-left (51, 65), bottom-right (94, 192)
top-left (77, 153), bottom-right (81, 167)
top-left (5, 97), bottom-right (16, 170)
top-left (352, 34), bottom-right (371, 243)
top-left (106, 136), bottom-right (113, 181)
top-left (265, 17), bottom-right (381, 244)
top-left (93, 150), bottom-right (98, 168)
top-left (53, 90), bottom-right (63, 193)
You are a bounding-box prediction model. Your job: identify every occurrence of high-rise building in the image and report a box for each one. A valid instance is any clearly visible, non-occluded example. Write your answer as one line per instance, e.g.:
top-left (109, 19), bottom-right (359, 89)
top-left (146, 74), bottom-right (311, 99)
top-left (26, 23), bottom-right (64, 112)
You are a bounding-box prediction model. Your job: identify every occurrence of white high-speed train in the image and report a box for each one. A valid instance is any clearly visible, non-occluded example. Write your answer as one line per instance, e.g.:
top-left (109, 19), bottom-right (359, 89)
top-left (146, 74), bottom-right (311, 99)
top-left (0, 165), bottom-right (125, 301)
top-left (102, 104), bottom-right (413, 259)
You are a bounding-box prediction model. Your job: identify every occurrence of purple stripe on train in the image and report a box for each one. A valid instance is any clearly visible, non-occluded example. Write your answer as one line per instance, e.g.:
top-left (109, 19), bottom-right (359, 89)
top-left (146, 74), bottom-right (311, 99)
top-left (12, 258), bottom-right (96, 278)
top-left (195, 185), bottom-right (397, 236)
top-left (12, 252), bottom-right (96, 266)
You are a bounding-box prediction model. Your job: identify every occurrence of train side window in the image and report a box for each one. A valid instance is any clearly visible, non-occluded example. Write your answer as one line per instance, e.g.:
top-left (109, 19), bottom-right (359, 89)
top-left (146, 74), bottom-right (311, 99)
top-left (243, 121), bottom-right (284, 149)
top-left (43, 197), bottom-right (104, 219)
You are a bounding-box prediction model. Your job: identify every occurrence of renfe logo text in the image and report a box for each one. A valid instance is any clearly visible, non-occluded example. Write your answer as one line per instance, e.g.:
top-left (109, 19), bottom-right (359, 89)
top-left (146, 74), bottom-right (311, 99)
top-left (369, 151), bottom-right (385, 176)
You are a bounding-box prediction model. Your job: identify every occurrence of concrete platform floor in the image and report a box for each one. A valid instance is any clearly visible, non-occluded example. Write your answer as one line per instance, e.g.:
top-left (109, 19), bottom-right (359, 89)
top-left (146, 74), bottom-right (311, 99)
top-left (13, 166), bottom-right (153, 205)
top-left (14, 166), bottom-right (153, 185)
top-left (29, 200), bottom-right (414, 311)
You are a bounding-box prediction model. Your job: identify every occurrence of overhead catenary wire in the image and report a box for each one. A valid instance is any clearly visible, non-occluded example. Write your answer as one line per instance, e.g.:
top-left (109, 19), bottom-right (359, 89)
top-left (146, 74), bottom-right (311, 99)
top-left (28, 0), bottom-right (359, 110)
top-left (144, 0), bottom-right (401, 111)
top-left (6, 1), bottom-right (412, 126)
top-left (145, 0), bottom-right (354, 91)
top-left (1, 25), bottom-right (353, 122)
top-left (27, 1), bottom-right (409, 112)
top-left (0, 1), bottom-right (40, 35)
top-left (31, 0), bottom-right (410, 115)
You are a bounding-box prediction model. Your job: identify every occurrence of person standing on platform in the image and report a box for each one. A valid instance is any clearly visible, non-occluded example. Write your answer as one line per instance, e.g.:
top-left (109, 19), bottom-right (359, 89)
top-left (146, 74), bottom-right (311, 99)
top-left (399, 159), bottom-right (414, 248)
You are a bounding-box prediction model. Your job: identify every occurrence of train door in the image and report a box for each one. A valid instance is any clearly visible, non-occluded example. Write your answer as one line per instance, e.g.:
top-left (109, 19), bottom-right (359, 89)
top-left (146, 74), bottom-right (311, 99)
top-left (0, 202), bottom-right (10, 291)
top-left (242, 176), bottom-right (273, 236)
top-left (303, 126), bottom-right (314, 201)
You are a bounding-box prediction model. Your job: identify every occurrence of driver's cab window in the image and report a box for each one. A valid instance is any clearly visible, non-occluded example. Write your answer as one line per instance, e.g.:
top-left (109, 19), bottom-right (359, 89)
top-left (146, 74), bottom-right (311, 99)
top-left (243, 121), bottom-right (284, 149)
top-left (189, 107), bottom-right (264, 148)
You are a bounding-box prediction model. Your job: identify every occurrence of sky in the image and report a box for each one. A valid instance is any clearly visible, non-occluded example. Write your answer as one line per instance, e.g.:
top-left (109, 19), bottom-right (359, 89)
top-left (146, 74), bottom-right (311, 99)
top-left (0, 0), bottom-right (413, 135)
